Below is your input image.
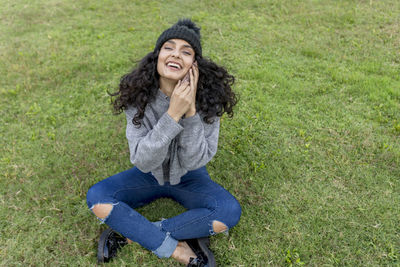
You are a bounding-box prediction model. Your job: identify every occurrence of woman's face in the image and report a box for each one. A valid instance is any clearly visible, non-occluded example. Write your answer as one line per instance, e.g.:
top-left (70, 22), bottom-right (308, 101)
top-left (157, 38), bottom-right (195, 82)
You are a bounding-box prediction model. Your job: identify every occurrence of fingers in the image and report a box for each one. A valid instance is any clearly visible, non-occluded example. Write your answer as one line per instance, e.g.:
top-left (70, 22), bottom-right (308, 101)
top-left (193, 61), bottom-right (199, 80)
top-left (173, 79), bottom-right (190, 94)
top-left (174, 61), bottom-right (199, 98)
top-left (189, 68), bottom-right (194, 88)
top-left (182, 71), bottom-right (190, 83)
top-left (189, 68), bottom-right (198, 98)
top-left (174, 79), bottom-right (181, 90)
top-left (180, 80), bottom-right (191, 95)
top-left (190, 64), bottom-right (199, 92)
top-left (172, 82), bottom-right (191, 106)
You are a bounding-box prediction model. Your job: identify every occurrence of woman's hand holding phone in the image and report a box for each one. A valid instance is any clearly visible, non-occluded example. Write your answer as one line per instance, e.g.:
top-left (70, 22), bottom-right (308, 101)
top-left (168, 62), bottom-right (199, 122)
top-left (185, 61), bottom-right (198, 118)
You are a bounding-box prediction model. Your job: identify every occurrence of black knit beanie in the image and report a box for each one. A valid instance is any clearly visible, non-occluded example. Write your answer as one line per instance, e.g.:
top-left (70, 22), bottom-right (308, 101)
top-left (154, 18), bottom-right (202, 57)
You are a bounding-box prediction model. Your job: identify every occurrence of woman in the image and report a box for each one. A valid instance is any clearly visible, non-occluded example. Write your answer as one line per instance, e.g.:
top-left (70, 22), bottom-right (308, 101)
top-left (86, 19), bottom-right (241, 267)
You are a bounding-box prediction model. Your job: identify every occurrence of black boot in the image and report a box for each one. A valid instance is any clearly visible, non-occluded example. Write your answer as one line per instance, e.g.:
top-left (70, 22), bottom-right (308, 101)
top-left (97, 228), bottom-right (128, 263)
top-left (185, 237), bottom-right (216, 267)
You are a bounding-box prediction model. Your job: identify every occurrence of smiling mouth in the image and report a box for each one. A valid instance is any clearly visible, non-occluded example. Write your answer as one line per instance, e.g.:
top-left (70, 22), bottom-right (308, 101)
top-left (166, 62), bottom-right (182, 70)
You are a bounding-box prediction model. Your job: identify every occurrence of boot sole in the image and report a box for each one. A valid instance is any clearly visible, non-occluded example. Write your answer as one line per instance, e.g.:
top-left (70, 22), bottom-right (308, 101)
top-left (197, 237), bottom-right (216, 267)
top-left (97, 228), bottom-right (113, 263)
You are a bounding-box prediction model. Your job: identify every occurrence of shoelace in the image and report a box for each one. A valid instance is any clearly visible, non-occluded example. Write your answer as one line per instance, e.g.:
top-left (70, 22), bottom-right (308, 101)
top-left (187, 256), bottom-right (206, 267)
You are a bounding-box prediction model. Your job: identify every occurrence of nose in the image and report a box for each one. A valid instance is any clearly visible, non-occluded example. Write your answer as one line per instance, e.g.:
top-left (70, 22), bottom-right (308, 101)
top-left (171, 49), bottom-right (180, 58)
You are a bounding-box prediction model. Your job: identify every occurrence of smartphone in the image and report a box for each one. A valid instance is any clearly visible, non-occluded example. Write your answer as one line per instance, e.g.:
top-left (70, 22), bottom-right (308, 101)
top-left (183, 71), bottom-right (190, 83)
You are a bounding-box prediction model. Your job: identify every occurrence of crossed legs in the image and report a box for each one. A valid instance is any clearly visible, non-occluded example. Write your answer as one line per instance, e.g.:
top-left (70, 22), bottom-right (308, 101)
top-left (87, 166), bottom-right (241, 264)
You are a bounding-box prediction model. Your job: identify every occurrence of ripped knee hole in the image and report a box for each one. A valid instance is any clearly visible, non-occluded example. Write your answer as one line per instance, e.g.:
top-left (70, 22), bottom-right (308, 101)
top-left (212, 220), bottom-right (228, 233)
top-left (92, 204), bottom-right (113, 219)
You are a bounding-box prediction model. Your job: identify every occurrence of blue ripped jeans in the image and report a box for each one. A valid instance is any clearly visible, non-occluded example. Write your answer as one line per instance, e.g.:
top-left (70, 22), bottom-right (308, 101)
top-left (86, 166), bottom-right (241, 258)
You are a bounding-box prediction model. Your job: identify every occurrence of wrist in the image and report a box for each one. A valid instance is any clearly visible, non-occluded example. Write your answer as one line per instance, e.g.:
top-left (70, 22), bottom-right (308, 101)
top-left (167, 109), bottom-right (181, 122)
top-left (185, 108), bottom-right (196, 118)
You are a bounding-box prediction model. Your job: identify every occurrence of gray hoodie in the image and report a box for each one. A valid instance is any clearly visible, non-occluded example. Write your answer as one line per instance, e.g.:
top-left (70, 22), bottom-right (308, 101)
top-left (125, 89), bottom-right (220, 185)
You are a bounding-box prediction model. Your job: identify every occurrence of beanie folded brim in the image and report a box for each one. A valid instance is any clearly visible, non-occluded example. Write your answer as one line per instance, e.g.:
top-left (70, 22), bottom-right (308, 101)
top-left (154, 19), bottom-right (202, 57)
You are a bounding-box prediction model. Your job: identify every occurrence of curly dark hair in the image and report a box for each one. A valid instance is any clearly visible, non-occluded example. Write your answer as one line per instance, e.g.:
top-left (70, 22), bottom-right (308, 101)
top-left (110, 50), bottom-right (237, 126)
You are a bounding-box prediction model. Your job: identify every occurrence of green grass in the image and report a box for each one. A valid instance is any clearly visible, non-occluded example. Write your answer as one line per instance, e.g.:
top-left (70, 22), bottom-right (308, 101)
top-left (1, 0), bottom-right (399, 266)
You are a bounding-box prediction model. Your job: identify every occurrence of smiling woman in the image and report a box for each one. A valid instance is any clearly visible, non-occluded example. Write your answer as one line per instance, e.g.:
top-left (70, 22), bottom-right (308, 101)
top-left (157, 39), bottom-right (196, 100)
top-left (111, 20), bottom-right (236, 127)
top-left (87, 19), bottom-right (240, 267)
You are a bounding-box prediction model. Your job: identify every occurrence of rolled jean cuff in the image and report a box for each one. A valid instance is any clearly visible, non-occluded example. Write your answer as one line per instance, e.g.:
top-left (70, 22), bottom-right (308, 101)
top-left (152, 232), bottom-right (178, 258)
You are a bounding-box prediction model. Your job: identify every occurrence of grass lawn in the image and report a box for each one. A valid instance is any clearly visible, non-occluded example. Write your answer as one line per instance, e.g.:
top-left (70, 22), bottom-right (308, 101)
top-left (1, 0), bottom-right (399, 266)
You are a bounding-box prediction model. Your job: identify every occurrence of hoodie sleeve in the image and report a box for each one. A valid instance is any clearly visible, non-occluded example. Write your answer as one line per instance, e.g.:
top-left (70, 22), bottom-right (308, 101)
top-left (125, 107), bottom-right (183, 173)
top-left (177, 113), bottom-right (220, 170)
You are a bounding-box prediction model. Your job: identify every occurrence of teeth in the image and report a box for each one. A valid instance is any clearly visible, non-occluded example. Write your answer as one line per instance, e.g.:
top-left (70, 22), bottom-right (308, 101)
top-left (167, 62), bottom-right (181, 69)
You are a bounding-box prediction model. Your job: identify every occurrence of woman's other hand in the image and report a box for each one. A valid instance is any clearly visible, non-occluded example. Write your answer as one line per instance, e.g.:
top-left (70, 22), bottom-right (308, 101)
top-left (168, 80), bottom-right (192, 122)
top-left (185, 62), bottom-right (199, 118)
